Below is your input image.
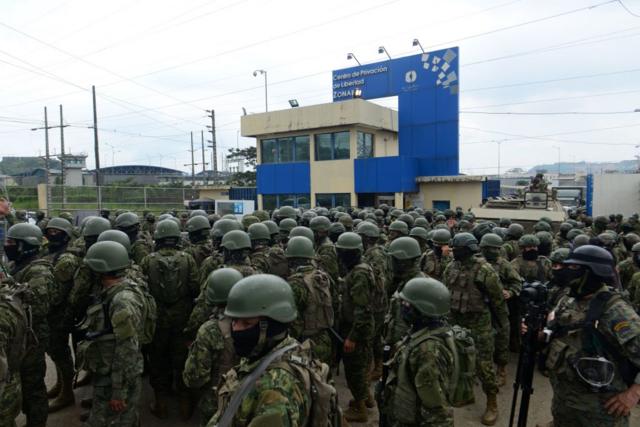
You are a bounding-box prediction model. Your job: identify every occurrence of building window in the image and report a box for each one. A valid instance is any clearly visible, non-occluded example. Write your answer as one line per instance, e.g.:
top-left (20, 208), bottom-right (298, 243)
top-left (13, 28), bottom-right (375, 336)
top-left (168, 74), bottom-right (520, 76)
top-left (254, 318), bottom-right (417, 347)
top-left (432, 200), bottom-right (451, 211)
top-left (262, 194), bottom-right (310, 210)
top-left (260, 135), bottom-right (309, 164)
top-left (314, 131), bottom-right (351, 161)
top-left (315, 193), bottom-right (351, 208)
top-left (357, 132), bottom-right (374, 158)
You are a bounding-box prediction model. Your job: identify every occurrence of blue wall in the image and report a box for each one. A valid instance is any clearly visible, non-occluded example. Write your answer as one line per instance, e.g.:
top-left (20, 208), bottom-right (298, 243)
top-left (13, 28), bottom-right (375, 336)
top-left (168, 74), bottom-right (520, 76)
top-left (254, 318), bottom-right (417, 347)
top-left (354, 156), bottom-right (418, 193)
top-left (256, 163), bottom-right (310, 195)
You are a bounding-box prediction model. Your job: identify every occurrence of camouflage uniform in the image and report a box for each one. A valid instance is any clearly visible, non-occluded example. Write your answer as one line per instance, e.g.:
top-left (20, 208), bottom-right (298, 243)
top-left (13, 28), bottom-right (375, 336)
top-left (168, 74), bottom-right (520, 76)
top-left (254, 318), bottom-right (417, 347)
top-left (316, 237), bottom-right (340, 285)
top-left (546, 286), bottom-right (640, 427)
top-left (554, 235), bottom-right (571, 249)
top-left (363, 244), bottom-right (391, 372)
top-left (186, 239), bottom-right (214, 266)
top-left (511, 255), bottom-right (553, 283)
top-left (207, 336), bottom-right (311, 427)
top-left (503, 239), bottom-right (520, 262)
top-left (199, 251), bottom-right (224, 285)
top-left (249, 245), bottom-right (271, 274)
top-left (266, 244), bottom-right (289, 279)
top-left (130, 233), bottom-right (153, 265)
top-left (443, 255), bottom-right (507, 396)
top-left (629, 272), bottom-right (640, 310)
top-left (382, 326), bottom-right (456, 427)
top-left (385, 268), bottom-right (426, 347)
top-left (617, 258), bottom-right (639, 291)
top-left (183, 309), bottom-right (236, 427)
top-left (140, 247), bottom-right (199, 398)
top-left (421, 250), bottom-right (452, 281)
top-left (76, 279), bottom-right (144, 427)
top-left (287, 264), bottom-right (333, 364)
top-left (340, 262), bottom-right (375, 402)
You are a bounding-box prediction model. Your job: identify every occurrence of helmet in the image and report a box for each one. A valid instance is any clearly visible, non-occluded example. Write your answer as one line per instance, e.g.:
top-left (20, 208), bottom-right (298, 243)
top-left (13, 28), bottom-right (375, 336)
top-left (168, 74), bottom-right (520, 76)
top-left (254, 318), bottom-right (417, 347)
top-left (397, 214), bottom-right (414, 228)
top-left (185, 215), bottom-right (211, 232)
top-left (329, 222), bottom-right (346, 235)
top-left (533, 221), bottom-right (552, 233)
top-left (262, 220), bottom-right (279, 236)
top-left (451, 232), bottom-right (479, 251)
top-left (157, 213), bottom-right (173, 222)
top-left (211, 219), bottom-right (242, 238)
top-left (399, 277), bottom-right (450, 317)
top-left (279, 218), bottom-right (298, 233)
top-left (431, 228), bottom-right (451, 245)
top-left (549, 248), bottom-right (570, 264)
top-left (564, 245), bottom-right (615, 278)
top-left (115, 212), bottom-right (140, 229)
top-left (506, 223), bottom-right (525, 239)
top-left (499, 217), bottom-right (512, 227)
top-left (389, 220), bottom-right (409, 235)
top-left (632, 242), bottom-right (640, 253)
top-left (357, 222), bottom-right (380, 238)
top-left (302, 211), bottom-right (317, 223)
top-left (309, 216), bottom-right (331, 232)
top-left (353, 219), bottom-right (362, 228)
top-left (225, 274), bottom-right (297, 323)
top-left (414, 217), bottom-right (429, 229)
top-left (46, 217), bottom-right (73, 237)
top-left (59, 212), bottom-right (74, 224)
top-left (435, 214), bottom-right (446, 222)
top-left (205, 268), bottom-right (243, 305)
top-left (480, 233), bottom-right (503, 248)
top-left (248, 223), bottom-right (271, 241)
top-left (83, 241), bottom-right (129, 273)
top-left (83, 217), bottom-right (111, 238)
top-left (277, 206), bottom-right (298, 220)
top-left (472, 222), bottom-right (494, 240)
top-left (540, 216), bottom-right (553, 225)
top-left (221, 230), bottom-right (252, 250)
top-left (624, 233), bottom-right (640, 250)
top-left (253, 210), bottom-right (270, 222)
top-left (338, 215), bottom-right (354, 228)
top-left (289, 226), bottom-right (315, 242)
top-left (7, 223), bottom-right (43, 246)
top-left (597, 232), bottom-right (616, 247)
top-left (154, 219), bottom-right (181, 239)
top-left (518, 234), bottom-right (540, 248)
top-left (409, 227), bottom-right (429, 242)
top-left (492, 227), bottom-right (507, 240)
top-left (335, 232), bottom-right (363, 252)
top-left (573, 234), bottom-right (591, 248)
top-left (594, 216), bottom-right (608, 226)
top-left (390, 209), bottom-right (403, 219)
top-left (567, 229), bottom-right (584, 241)
top-left (189, 209), bottom-right (207, 218)
top-left (97, 230), bottom-right (132, 253)
top-left (374, 209), bottom-right (384, 218)
top-left (207, 213), bottom-right (220, 224)
top-left (222, 214), bottom-right (237, 221)
top-left (285, 236), bottom-right (315, 259)
top-left (241, 215), bottom-right (260, 229)
top-left (535, 231), bottom-right (553, 247)
top-left (388, 237), bottom-right (421, 260)
top-left (559, 222), bottom-right (573, 234)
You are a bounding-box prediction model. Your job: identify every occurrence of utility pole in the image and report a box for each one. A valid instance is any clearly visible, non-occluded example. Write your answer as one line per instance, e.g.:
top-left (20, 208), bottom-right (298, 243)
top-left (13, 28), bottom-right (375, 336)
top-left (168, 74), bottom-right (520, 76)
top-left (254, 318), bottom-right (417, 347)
top-left (184, 132), bottom-right (209, 189)
top-left (92, 85), bottom-right (102, 210)
top-left (59, 104), bottom-right (66, 209)
top-left (201, 130), bottom-right (207, 186)
top-left (206, 109), bottom-right (218, 176)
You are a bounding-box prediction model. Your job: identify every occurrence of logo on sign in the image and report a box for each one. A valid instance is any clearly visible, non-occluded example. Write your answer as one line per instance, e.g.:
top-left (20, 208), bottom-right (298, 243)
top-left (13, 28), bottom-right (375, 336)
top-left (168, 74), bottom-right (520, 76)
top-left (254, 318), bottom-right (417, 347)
top-left (405, 70), bottom-right (417, 83)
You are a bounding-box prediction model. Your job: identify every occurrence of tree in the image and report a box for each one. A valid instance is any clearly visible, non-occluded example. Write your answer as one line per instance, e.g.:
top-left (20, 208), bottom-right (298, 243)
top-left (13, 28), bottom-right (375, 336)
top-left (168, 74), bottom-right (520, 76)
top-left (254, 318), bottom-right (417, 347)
top-left (226, 147), bottom-right (256, 186)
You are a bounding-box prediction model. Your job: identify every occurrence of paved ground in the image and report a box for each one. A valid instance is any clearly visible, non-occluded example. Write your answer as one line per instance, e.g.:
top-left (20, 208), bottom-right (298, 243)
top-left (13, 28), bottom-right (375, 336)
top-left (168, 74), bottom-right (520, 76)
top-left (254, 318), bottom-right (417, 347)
top-left (19, 355), bottom-right (640, 426)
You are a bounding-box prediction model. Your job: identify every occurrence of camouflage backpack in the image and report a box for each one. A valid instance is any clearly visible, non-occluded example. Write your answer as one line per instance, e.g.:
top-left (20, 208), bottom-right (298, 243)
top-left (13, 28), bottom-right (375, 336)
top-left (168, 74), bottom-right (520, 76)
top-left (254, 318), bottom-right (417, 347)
top-left (0, 288), bottom-right (31, 377)
top-left (300, 269), bottom-right (334, 336)
top-left (126, 283), bottom-right (157, 345)
top-left (443, 325), bottom-right (477, 407)
top-left (146, 251), bottom-right (191, 304)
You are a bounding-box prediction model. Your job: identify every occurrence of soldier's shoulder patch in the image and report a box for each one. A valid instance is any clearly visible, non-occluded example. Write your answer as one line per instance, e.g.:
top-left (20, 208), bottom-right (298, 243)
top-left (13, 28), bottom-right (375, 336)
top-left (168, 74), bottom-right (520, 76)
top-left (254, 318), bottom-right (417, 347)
top-left (613, 320), bottom-right (631, 334)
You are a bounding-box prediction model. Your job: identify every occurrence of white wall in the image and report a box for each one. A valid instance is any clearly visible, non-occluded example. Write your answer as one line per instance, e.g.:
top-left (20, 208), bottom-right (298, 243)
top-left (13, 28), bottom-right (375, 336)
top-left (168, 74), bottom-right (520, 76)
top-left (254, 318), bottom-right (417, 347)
top-left (592, 174), bottom-right (640, 216)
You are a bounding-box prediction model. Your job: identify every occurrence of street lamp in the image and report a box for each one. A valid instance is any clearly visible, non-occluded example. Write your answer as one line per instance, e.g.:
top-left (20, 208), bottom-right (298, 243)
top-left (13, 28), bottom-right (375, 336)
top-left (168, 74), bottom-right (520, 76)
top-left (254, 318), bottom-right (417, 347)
top-left (253, 69), bottom-right (268, 112)
top-left (412, 38), bottom-right (425, 53)
top-left (378, 46), bottom-right (392, 60)
top-left (288, 99), bottom-right (299, 108)
top-left (347, 53), bottom-right (361, 65)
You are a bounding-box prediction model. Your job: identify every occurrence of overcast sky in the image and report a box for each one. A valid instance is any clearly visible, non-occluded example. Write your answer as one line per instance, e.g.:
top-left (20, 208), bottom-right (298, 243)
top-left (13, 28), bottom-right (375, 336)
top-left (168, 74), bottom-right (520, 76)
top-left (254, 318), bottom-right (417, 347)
top-left (2, 0), bottom-right (640, 175)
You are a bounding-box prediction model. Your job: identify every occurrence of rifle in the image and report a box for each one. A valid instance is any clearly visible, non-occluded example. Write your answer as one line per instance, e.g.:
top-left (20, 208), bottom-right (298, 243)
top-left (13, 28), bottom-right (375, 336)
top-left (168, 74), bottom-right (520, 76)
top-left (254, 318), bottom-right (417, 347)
top-left (328, 327), bottom-right (344, 376)
top-left (509, 281), bottom-right (548, 427)
top-left (376, 344), bottom-right (392, 427)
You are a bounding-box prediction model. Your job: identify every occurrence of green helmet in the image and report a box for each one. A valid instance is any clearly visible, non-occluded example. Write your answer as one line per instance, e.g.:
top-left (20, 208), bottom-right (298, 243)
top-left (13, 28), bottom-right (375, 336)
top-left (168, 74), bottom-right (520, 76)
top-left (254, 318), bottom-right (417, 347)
top-left (567, 228), bottom-right (584, 241)
top-left (189, 209), bottom-right (207, 218)
top-left (414, 217), bottom-right (429, 229)
top-left (388, 236), bottom-right (421, 260)
top-left (301, 211), bottom-right (317, 223)
top-left (7, 223), bottom-right (43, 246)
top-left (356, 222), bottom-right (380, 238)
top-left (389, 220), bottom-right (409, 235)
top-left (241, 215), bottom-right (260, 229)
top-left (248, 223), bottom-right (271, 241)
top-left (506, 223), bottom-right (524, 239)
top-left (158, 213), bottom-right (173, 222)
top-left (624, 233), bottom-right (640, 250)
top-left (84, 241), bottom-right (129, 273)
top-left (253, 210), bottom-right (270, 222)
top-left (409, 226), bottom-right (429, 242)
top-left (221, 230), bottom-right (251, 250)
top-left (431, 229), bottom-right (451, 245)
top-left (559, 222), bottom-right (573, 234)
top-left (277, 206), bottom-right (298, 220)
top-left (225, 274), bottom-right (297, 323)
top-left (597, 232), bottom-right (615, 247)
top-left (285, 236), bottom-right (315, 259)
top-left (97, 229), bottom-right (131, 252)
top-left (335, 232), bottom-right (363, 252)
top-left (289, 226), bottom-right (315, 242)
top-left (499, 217), bottom-right (512, 227)
top-left (632, 242), bottom-right (640, 253)
top-left (390, 209), bottom-right (403, 219)
top-left (398, 213), bottom-right (414, 228)
top-left (46, 217), bottom-right (73, 237)
top-left (480, 233), bottom-right (503, 248)
top-left (222, 214), bottom-right (238, 221)
top-left (205, 268), bottom-right (243, 305)
top-left (399, 277), bottom-right (450, 317)
top-left (83, 217), bottom-right (111, 238)
top-left (573, 234), bottom-right (590, 248)
top-left (211, 219), bottom-right (242, 238)
top-left (262, 220), bottom-right (279, 236)
top-left (518, 234), bottom-right (540, 248)
top-left (154, 219), bottom-right (181, 239)
top-left (59, 212), bottom-right (74, 224)
top-left (115, 212), bottom-right (139, 228)
top-left (185, 215), bottom-right (211, 232)
top-left (451, 232), bottom-right (479, 251)
top-left (540, 216), bottom-right (553, 225)
top-left (279, 218), bottom-right (298, 233)
top-left (594, 215), bottom-right (608, 226)
top-left (338, 215), bottom-right (354, 228)
top-left (309, 216), bottom-right (331, 232)
top-left (549, 248), bottom-right (570, 263)
top-left (533, 221), bottom-right (552, 233)
top-left (329, 222), bottom-right (346, 235)
top-left (535, 231), bottom-right (553, 246)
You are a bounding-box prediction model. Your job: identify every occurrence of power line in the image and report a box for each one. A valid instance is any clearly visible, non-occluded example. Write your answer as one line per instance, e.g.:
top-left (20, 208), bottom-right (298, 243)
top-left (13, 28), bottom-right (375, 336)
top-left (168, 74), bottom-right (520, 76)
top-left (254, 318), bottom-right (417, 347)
top-left (461, 124), bottom-right (640, 145)
top-left (618, 0), bottom-right (640, 17)
top-left (461, 110), bottom-right (640, 115)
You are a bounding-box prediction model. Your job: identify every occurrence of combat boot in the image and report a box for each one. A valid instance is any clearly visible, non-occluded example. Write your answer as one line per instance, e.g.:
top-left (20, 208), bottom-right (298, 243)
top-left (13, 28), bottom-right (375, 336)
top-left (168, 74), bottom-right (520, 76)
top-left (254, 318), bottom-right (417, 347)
top-left (497, 365), bottom-right (507, 387)
top-left (481, 393), bottom-right (499, 426)
top-left (48, 375), bottom-right (75, 412)
top-left (365, 391), bottom-right (376, 409)
top-left (369, 358), bottom-right (383, 381)
top-left (150, 392), bottom-right (169, 420)
top-left (343, 400), bottom-right (368, 423)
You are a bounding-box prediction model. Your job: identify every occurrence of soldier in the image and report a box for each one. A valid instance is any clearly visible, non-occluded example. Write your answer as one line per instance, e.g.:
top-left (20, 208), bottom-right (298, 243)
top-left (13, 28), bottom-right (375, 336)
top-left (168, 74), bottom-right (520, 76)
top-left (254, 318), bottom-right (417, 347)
top-left (387, 220), bottom-right (409, 243)
top-left (336, 232), bottom-right (376, 422)
top-left (504, 223), bottom-right (524, 261)
top-left (219, 230), bottom-right (257, 277)
top-left (278, 217), bottom-right (297, 245)
top-left (35, 211), bottom-right (48, 231)
top-left (380, 278), bottom-right (457, 427)
top-left (77, 241), bottom-right (144, 427)
top-left (247, 222), bottom-right (272, 274)
top-left (310, 216), bottom-right (340, 285)
top-left (480, 233), bottom-right (521, 387)
top-left (199, 218), bottom-right (242, 284)
top-left (539, 245), bottom-right (640, 426)
top-left (284, 236), bottom-right (334, 364)
top-left (208, 274), bottom-right (335, 426)
top-left (262, 220), bottom-right (289, 279)
top-left (115, 212), bottom-right (152, 265)
top-left (275, 205), bottom-right (299, 223)
top-left (96, 230), bottom-right (147, 287)
top-left (421, 228), bottom-right (453, 281)
top-left (357, 222), bottom-right (390, 380)
top-left (588, 215), bottom-right (609, 237)
top-left (511, 234), bottom-right (552, 283)
top-left (620, 240), bottom-right (640, 292)
top-left (409, 226), bottom-right (429, 253)
top-left (443, 232), bottom-right (508, 426)
top-left (182, 268), bottom-right (242, 427)
top-left (140, 219), bottom-right (199, 420)
top-left (141, 212), bottom-right (155, 235)
top-left (241, 214), bottom-right (259, 231)
top-left (4, 223), bottom-right (53, 427)
top-left (185, 215), bottom-right (213, 265)
top-left (329, 222), bottom-right (346, 244)
top-left (555, 222), bottom-right (573, 249)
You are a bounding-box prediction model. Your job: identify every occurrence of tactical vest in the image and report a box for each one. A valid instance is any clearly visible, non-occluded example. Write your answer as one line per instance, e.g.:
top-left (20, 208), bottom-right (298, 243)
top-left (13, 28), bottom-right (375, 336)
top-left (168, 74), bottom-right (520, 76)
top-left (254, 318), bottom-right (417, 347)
top-left (212, 315), bottom-right (236, 387)
top-left (267, 246), bottom-right (289, 279)
top-left (76, 290), bottom-right (119, 375)
top-left (300, 269), bottom-right (334, 337)
top-left (447, 258), bottom-right (486, 314)
top-left (146, 251), bottom-right (191, 305)
top-left (0, 292), bottom-right (30, 374)
top-left (364, 246), bottom-right (389, 314)
top-left (341, 263), bottom-right (374, 325)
